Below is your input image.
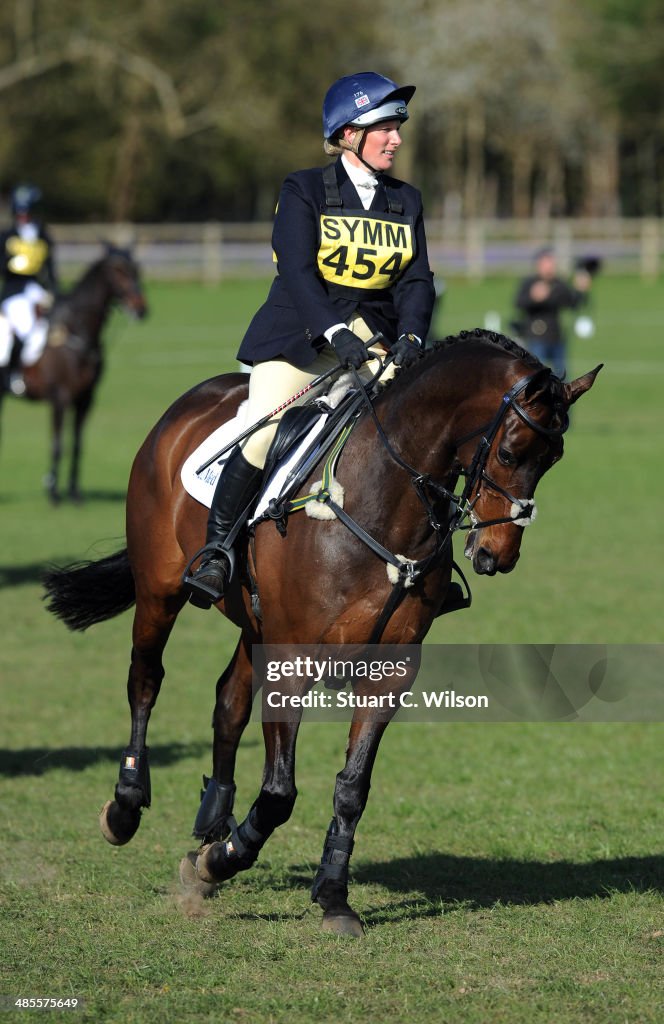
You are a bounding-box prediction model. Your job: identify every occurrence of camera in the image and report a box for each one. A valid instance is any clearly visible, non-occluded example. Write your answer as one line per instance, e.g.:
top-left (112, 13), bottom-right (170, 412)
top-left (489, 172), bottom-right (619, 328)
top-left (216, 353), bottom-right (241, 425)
top-left (575, 255), bottom-right (603, 277)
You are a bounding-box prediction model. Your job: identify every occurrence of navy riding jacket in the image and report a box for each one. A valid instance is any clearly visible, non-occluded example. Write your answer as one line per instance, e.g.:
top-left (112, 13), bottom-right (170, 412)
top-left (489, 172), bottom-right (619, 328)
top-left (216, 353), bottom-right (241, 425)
top-left (237, 158), bottom-right (436, 368)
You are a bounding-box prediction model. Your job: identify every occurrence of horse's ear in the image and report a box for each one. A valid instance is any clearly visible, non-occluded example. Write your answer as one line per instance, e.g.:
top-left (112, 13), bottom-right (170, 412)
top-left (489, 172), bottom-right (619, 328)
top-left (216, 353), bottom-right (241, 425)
top-left (563, 364), bottom-right (603, 406)
top-left (523, 367), bottom-right (555, 401)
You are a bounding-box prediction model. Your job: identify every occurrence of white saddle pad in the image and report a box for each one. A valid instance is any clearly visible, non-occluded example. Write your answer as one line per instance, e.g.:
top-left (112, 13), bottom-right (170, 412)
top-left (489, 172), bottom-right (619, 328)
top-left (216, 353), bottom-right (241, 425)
top-left (180, 401), bottom-right (249, 507)
top-left (180, 400), bottom-right (331, 515)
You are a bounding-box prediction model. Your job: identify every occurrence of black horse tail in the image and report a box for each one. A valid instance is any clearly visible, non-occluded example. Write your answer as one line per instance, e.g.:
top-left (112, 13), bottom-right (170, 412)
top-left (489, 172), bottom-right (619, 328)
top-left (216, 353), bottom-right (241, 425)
top-left (42, 549), bottom-right (135, 631)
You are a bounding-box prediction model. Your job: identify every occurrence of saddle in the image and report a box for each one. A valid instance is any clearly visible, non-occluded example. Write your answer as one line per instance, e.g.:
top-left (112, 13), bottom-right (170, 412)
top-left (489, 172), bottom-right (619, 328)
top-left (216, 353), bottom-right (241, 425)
top-left (250, 376), bottom-right (369, 532)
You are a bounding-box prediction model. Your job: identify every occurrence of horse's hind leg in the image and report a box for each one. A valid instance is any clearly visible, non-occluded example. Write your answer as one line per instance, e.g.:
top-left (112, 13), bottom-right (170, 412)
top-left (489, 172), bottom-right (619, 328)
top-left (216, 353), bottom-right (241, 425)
top-left (100, 589), bottom-right (184, 845)
top-left (179, 635), bottom-right (255, 895)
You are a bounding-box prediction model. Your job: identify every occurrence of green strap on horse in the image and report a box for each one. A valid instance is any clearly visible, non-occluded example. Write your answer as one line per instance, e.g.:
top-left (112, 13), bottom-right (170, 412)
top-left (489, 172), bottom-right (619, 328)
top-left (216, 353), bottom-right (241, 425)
top-left (286, 422), bottom-right (355, 514)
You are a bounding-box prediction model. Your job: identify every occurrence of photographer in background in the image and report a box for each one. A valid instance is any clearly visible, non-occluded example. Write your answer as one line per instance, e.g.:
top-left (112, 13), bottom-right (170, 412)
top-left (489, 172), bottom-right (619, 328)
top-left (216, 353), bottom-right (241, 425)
top-left (513, 247), bottom-right (595, 380)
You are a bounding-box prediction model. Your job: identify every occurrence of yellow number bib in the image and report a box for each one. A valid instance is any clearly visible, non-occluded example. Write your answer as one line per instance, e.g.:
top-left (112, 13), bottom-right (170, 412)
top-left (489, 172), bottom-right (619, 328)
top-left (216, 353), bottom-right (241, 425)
top-left (317, 213), bottom-right (414, 290)
top-left (6, 235), bottom-right (49, 276)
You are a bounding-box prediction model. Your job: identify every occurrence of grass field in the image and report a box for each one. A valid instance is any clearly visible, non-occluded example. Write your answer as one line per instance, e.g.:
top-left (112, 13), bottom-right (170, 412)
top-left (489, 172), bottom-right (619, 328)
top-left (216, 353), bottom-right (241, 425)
top-left (1, 274), bottom-right (662, 1023)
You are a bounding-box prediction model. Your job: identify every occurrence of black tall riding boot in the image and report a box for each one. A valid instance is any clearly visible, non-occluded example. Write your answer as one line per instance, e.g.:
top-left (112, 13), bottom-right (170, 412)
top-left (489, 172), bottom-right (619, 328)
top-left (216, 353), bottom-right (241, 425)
top-left (183, 446), bottom-right (263, 609)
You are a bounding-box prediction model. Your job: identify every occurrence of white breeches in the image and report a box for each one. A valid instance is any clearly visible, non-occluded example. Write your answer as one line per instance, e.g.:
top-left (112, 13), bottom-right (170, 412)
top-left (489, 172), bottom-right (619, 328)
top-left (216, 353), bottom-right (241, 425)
top-left (0, 283), bottom-right (50, 366)
top-left (0, 315), bottom-right (12, 367)
top-left (241, 314), bottom-right (396, 469)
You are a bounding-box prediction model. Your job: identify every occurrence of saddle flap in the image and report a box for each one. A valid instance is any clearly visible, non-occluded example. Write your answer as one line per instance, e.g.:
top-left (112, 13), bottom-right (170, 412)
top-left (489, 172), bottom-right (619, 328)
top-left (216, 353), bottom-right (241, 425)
top-left (261, 405), bottom-right (323, 484)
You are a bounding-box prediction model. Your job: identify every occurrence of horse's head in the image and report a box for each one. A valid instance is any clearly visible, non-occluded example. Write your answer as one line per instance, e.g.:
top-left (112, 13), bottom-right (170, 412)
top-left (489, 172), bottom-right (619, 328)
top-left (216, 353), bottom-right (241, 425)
top-left (102, 245), bottom-right (148, 320)
top-left (457, 360), bottom-right (601, 576)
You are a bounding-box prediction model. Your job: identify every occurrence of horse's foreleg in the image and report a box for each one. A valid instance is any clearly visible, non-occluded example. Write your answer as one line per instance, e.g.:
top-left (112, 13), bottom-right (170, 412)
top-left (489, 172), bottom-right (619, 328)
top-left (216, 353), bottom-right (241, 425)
top-left (68, 390), bottom-right (93, 503)
top-left (195, 712), bottom-right (301, 887)
top-left (100, 591), bottom-right (184, 846)
top-left (193, 636), bottom-right (256, 841)
top-left (46, 399), bottom-right (64, 504)
top-left (312, 714), bottom-right (392, 937)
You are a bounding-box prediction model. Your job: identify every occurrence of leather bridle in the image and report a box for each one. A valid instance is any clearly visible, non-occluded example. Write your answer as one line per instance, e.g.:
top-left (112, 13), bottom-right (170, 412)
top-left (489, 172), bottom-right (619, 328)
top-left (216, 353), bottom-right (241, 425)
top-left (448, 368), bottom-right (568, 534)
top-left (354, 363), bottom-right (568, 542)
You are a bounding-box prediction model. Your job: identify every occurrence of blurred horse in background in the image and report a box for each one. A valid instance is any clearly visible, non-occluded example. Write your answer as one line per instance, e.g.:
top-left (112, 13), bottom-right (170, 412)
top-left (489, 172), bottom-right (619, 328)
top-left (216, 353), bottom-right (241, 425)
top-left (0, 244), bottom-right (147, 503)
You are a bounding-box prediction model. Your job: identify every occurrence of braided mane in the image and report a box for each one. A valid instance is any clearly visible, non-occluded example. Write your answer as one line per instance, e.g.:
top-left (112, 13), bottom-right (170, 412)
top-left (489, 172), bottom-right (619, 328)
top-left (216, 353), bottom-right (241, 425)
top-left (431, 327), bottom-right (543, 371)
top-left (377, 327), bottom-right (567, 429)
top-left (377, 326), bottom-right (545, 391)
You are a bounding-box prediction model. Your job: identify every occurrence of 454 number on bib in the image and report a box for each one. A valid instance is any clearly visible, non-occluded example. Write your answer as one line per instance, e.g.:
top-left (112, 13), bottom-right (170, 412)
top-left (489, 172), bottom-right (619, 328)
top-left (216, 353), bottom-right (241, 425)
top-left (321, 246), bottom-right (403, 284)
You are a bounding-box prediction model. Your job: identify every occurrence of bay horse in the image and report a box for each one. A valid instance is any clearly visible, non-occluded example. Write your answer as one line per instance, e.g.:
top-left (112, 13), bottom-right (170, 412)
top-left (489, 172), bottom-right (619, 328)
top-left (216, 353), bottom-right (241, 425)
top-left (2, 245), bottom-right (147, 503)
top-left (43, 330), bottom-right (600, 936)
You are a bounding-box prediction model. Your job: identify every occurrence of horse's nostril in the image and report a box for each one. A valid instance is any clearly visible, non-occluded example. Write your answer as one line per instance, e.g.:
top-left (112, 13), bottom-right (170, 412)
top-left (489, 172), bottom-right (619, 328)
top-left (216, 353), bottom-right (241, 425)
top-left (475, 546), bottom-right (497, 575)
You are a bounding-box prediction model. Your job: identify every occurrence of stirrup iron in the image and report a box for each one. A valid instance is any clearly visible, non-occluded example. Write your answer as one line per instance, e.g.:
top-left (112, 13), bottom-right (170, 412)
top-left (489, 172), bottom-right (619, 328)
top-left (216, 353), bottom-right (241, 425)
top-left (182, 544), bottom-right (236, 607)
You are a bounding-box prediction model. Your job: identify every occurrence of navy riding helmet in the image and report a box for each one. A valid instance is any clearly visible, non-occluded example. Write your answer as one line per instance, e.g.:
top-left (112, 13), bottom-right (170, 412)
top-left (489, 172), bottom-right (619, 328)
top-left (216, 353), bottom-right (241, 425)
top-left (12, 184), bottom-right (43, 216)
top-left (322, 72), bottom-right (415, 141)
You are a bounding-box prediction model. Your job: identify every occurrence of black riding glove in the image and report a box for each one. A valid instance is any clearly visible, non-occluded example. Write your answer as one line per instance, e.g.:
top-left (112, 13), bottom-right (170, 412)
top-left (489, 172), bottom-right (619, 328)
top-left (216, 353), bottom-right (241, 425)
top-left (391, 333), bottom-right (424, 368)
top-left (330, 328), bottom-right (368, 370)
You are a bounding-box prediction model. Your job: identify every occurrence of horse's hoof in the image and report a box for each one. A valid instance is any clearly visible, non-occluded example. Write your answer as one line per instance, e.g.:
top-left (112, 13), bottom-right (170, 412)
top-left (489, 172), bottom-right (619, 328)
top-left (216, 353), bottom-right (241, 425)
top-left (321, 911), bottom-right (364, 937)
top-left (99, 799), bottom-right (141, 846)
top-left (179, 851), bottom-right (218, 899)
top-left (194, 842), bottom-right (221, 883)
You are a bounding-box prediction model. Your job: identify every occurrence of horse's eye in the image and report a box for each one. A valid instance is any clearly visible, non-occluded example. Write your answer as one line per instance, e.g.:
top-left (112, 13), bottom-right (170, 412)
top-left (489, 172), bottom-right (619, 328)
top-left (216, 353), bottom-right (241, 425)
top-left (498, 447), bottom-right (516, 467)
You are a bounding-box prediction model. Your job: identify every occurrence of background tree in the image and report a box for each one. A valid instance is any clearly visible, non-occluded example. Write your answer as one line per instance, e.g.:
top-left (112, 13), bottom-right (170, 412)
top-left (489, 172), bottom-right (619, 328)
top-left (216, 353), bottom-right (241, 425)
top-left (569, 0), bottom-right (664, 215)
top-left (0, 0), bottom-right (660, 221)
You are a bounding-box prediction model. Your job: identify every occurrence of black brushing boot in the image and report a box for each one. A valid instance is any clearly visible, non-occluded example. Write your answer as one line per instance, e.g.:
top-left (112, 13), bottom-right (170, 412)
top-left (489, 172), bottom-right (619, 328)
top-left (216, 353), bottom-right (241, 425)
top-left (183, 446), bottom-right (263, 609)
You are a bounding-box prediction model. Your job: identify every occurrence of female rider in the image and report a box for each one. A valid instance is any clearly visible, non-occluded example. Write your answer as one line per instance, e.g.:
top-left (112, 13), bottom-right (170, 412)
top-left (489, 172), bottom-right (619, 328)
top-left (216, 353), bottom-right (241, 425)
top-left (184, 71), bottom-right (436, 608)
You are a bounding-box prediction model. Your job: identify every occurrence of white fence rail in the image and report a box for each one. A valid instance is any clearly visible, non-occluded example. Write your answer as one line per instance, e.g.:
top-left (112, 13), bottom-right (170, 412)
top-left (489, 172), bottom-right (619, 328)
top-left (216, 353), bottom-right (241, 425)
top-left (50, 218), bottom-right (663, 283)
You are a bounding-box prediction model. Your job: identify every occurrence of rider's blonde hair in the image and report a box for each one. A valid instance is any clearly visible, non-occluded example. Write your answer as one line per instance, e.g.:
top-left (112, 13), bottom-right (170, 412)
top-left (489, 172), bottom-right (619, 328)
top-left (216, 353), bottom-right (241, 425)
top-left (323, 127), bottom-right (365, 157)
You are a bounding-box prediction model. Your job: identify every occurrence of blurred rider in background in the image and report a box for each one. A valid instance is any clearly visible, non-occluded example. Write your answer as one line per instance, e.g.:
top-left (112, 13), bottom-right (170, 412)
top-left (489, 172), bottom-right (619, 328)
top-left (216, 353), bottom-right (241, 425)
top-left (0, 184), bottom-right (58, 392)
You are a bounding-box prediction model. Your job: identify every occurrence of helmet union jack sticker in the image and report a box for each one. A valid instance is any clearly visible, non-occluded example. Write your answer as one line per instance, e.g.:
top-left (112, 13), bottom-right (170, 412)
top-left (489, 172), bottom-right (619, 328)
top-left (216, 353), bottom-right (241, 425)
top-left (354, 93), bottom-right (370, 109)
